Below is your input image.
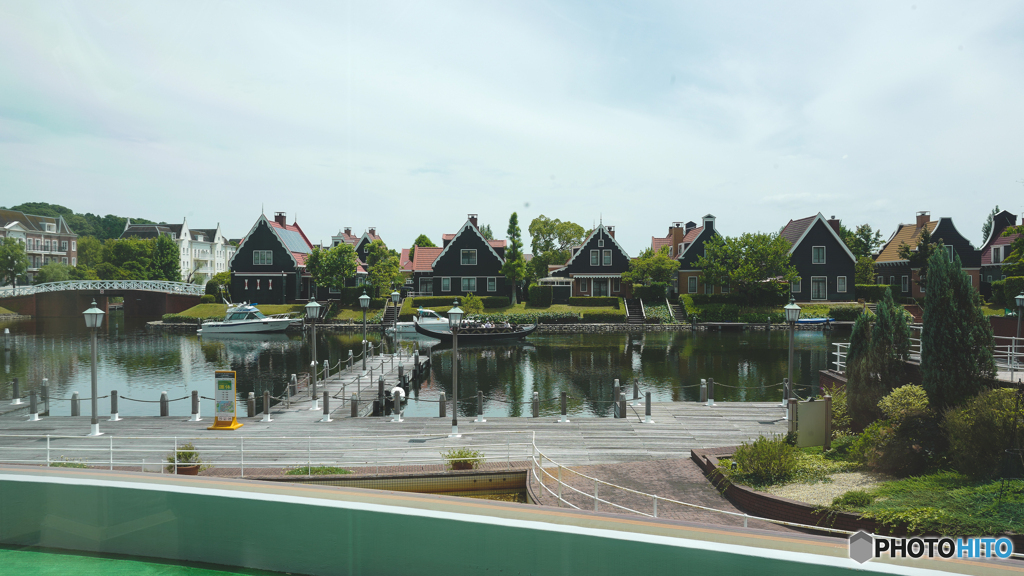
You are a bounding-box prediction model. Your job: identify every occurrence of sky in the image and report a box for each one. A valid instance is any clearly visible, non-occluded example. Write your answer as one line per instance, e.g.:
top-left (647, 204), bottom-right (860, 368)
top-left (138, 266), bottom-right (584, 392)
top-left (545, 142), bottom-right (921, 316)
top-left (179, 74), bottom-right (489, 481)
top-left (2, 1), bottom-right (1023, 255)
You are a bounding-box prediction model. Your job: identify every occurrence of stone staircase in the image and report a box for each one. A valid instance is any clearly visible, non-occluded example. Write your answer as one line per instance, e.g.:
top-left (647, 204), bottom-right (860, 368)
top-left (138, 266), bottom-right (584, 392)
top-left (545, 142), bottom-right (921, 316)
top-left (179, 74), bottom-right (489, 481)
top-left (625, 299), bottom-right (645, 325)
top-left (670, 302), bottom-right (686, 322)
top-left (382, 299), bottom-right (402, 325)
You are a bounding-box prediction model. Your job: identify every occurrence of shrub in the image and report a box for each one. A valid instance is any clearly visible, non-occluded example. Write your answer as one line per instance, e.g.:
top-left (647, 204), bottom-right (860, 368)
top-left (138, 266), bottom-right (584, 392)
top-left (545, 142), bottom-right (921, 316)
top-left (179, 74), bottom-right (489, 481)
top-left (877, 384), bottom-right (929, 424)
top-left (481, 296), bottom-right (509, 308)
top-left (829, 305), bottom-right (866, 321)
top-left (823, 433), bottom-right (858, 460)
top-left (831, 490), bottom-right (874, 510)
top-left (850, 408), bottom-right (946, 477)
top-left (943, 388), bottom-right (1024, 479)
top-left (678, 294), bottom-right (698, 318)
top-left (849, 420), bottom-right (891, 467)
top-left (528, 285), bottom-right (552, 307)
top-left (694, 304), bottom-right (740, 322)
top-left (200, 294), bottom-right (216, 304)
top-left (567, 297), bottom-right (619, 307)
top-left (990, 277), bottom-right (1024, 308)
top-left (461, 293), bottom-right (484, 314)
top-left (643, 303), bottom-right (675, 324)
top-left (165, 442), bottom-right (202, 472)
top-left (855, 285), bottom-right (890, 302)
top-left (823, 383), bottom-right (851, 434)
top-left (285, 466), bottom-right (351, 476)
top-left (737, 311), bottom-right (786, 323)
top-left (581, 309), bottom-right (626, 323)
top-left (441, 447), bottom-right (484, 470)
top-left (731, 435), bottom-right (798, 485)
top-left (632, 282), bottom-right (668, 301)
top-left (204, 280), bottom-right (220, 296)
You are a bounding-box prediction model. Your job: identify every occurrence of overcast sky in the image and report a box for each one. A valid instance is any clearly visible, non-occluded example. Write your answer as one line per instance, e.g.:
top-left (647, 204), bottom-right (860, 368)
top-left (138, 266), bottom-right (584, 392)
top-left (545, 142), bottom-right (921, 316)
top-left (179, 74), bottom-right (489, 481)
top-left (2, 1), bottom-right (1023, 254)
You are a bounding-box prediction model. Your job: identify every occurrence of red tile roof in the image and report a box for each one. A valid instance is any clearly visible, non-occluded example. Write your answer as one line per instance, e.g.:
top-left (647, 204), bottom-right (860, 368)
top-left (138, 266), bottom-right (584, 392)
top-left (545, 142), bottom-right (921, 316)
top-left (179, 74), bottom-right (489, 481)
top-left (651, 237), bottom-right (672, 253)
top-left (981, 230), bottom-right (1021, 265)
top-left (400, 248), bottom-right (413, 271)
top-left (412, 247), bottom-right (443, 272)
top-left (682, 226), bottom-right (703, 244)
top-left (488, 239), bottom-right (506, 249)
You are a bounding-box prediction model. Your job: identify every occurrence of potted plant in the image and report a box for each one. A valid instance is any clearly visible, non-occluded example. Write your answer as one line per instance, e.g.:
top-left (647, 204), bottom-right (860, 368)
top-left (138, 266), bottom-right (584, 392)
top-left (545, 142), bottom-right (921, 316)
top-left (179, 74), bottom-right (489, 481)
top-left (165, 442), bottom-right (202, 475)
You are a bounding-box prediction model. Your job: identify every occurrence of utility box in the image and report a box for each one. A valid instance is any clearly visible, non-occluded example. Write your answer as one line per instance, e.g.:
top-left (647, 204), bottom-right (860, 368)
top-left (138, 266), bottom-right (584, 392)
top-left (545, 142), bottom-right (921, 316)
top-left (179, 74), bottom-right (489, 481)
top-left (796, 398), bottom-right (831, 448)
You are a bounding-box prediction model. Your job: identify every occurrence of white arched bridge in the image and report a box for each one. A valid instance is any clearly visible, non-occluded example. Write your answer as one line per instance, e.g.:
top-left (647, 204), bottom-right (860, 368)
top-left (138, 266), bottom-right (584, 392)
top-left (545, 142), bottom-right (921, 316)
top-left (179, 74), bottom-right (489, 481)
top-left (0, 280), bottom-right (204, 318)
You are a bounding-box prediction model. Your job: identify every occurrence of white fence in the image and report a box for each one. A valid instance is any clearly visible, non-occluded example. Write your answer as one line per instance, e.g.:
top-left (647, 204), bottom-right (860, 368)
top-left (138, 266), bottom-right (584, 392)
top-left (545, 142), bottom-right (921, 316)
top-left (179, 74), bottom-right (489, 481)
top-left (0, 280), bottom-right (205, 297)
top-left (832, 333), bottom-right (1022, 378)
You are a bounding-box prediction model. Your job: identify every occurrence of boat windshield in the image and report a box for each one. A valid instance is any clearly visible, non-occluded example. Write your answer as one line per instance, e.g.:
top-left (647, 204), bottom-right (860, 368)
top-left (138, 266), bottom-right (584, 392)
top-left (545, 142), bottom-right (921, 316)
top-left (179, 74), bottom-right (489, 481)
top-left (419, 310), bottom-right (442, 320)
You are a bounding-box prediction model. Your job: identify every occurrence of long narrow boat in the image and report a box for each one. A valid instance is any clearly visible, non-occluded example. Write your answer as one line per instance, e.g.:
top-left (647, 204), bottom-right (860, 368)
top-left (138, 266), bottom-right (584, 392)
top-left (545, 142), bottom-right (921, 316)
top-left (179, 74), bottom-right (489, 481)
top-left (413, 318), bottom-right (537, 343)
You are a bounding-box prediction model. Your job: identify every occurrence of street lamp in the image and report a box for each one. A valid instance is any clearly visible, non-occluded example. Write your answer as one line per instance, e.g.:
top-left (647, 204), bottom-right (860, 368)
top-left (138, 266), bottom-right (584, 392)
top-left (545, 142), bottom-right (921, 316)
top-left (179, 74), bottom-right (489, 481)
top-left (1013, 293), bottom-right (1024, 380)
top-left (447, 300), bottom-right (463, 437)
top-left (784, 296), bottom-right (801, 406)
top-left (359, 290), bottom-right (370, 371)
top-left (391, 289), bottom-right (401, 348)
top-left (83, 300), bottom-right (105, 437)
top-left (305, 296), bottom-right (322, 368)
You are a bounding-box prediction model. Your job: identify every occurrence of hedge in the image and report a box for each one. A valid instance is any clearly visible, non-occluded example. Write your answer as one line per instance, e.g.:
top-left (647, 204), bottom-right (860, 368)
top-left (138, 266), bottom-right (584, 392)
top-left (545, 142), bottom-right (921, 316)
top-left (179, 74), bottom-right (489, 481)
top-left (829, 305), bottom-right (868, 321)
top-left (200, 294), bottom-right (216, 304)
top-left (411, 296), bottom-right (509, 309)
top-left (632, 282), bottom-right (668, 302)
top-left (528, 285), bottom-right (552, 307)
top-left (855, 284), bottom-right (891, 302)
top-left (580, 308), bottom-right (627, 323)
top-left (568, 297), bottom-right (619, 308)
top-left (991, 277), bottom-right (1024, 308)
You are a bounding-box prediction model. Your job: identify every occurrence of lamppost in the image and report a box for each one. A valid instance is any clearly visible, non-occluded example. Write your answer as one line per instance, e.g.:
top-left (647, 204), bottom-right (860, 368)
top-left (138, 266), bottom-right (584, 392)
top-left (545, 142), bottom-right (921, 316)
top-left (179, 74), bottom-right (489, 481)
top-left (391, 289), bottom-right (401, 349)
top-left (1013, 293), bottom-right (1024, 380)
top-left (359, 290), bottom-right (370, 371)
top-left (83, 300), bottom-right (105, 437)
top-left (305, 296), bottom-right (322, 367)
top-left (784, 296), bottom-right (801, 406)
top-left (448, 300), bottom-right (463, 437)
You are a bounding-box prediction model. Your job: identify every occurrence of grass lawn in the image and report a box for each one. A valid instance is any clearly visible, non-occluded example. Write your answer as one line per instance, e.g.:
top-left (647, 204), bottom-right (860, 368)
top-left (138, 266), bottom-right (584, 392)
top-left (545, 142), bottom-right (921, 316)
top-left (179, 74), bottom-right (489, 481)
top-left (980, 303), bottom-right (1008, 317)
top-left (0, 306), bottom-right (14, 315)
top-left (328, 305), bottom-right (385, 321)
top-left (169, 303), bottom-right (304, 319)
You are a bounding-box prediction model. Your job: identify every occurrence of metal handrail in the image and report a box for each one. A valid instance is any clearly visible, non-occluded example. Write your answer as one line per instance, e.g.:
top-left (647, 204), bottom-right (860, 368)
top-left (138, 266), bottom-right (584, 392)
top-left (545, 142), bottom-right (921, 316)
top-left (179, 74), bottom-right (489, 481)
top-left (0, 280), bottom-right (205, 297)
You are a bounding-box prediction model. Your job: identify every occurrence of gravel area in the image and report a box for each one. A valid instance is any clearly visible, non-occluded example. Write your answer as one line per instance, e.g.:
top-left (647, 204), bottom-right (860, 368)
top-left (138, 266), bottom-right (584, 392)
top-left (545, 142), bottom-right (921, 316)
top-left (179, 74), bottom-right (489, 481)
top-left (762, 471), bottom-right (887, 507)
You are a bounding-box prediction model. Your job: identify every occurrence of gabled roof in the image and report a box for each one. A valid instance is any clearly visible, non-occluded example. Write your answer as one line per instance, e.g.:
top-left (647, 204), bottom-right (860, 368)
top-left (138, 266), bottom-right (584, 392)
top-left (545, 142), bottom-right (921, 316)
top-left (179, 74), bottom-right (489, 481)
top-left (677, 226), bottom-right (705, 259)
top-left (442, 233), bottom-right (505, 249)
top-left (981, 230), bottom-right (1020, 265)
top-left (0, 209), bottom-right (75, 235)
top-left (551, 223), bottom-right (630, 273)
top-left (412, 247), bottom-right (442, 272)
top-left (779, 213), bottom-right (856, 262)
top-left (651, 237), bottom-right (672, 253)
top-left (877, 221), bottom-right (937, 263)
top-left (121, 224), bottom-right (176, 240)
top-left (431, 219), bottom-right (505, 268)
top-left (980, 211), bottom-right (1019, 265)
top-left (400, 248), bottom-right (413, 272)
top-left (230, 214), bottom-right (312, 269)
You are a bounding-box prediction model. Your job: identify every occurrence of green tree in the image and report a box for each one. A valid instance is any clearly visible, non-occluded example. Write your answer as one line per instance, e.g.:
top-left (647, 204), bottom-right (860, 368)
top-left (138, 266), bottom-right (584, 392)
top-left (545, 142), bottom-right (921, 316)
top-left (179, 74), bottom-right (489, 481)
top-left (695, 233), bottom-right (798, 303)
top-left (77, 237), bottom-right (103, 268)
top-left (102, 237), bottom-right (154, 280)
top-left (981, 205), bottom-right (1000, 244)
top-left (3, 202), bottom-right (73, 218)
top-left (855, 256), bottom-right (876, 285)
top-left (844, 288), bottom-right (912, 430)
top-left (897, 226), bottom-right (938, 291)
top-left (366, 240), bottom-right (402, 298)
top-left (151, 235), bottom-right (181, 281)
top-left (479, 224), bottom-right (493, 241)
top-left (528, 215), bottom-right (586, 280)
top-left (840, 224), bottom-right (884, 259)
top-left (623, 246), bottom-right (680, 286)
top-left (920, 246), bottom-right (996, 409)
top-left (409, 234), bottom-right (436, 261)
top-left (500, 212), bottom-right (526, 305)
top-left (306, 243), bottom-right (358, 293)
top-left (0, 237), bottom-right (30, 286)
top-left (1000, 225), bottom-right (1024, 277)
top-left (69, 265), bottom-right (99, 280)
top-left (33, 262), bottom-right (72, 284)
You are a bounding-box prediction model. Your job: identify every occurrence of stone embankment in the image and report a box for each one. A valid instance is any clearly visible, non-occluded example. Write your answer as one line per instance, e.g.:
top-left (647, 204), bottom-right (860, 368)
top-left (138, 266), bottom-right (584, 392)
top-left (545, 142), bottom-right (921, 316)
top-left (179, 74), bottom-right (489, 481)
top-left (148, 320), bottom-right (843, 333)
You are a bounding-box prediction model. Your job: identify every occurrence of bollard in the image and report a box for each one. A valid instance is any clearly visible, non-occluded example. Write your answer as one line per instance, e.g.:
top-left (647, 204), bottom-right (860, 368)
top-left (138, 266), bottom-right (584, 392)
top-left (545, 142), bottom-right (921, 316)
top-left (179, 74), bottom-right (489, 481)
top-left (351, 393), bottom-right (358, 418)
top-left (439, 391), bottom-right (447, 418)
top-left (323, 359), bottom-right (329, 380)
top-left (160, 392), bottom-right (169, 417)
top-left (391, 388), bottom-right (404, 423)
top-left (71, 392), bottom-right (81, 416)
top-left (190, 390), bottom-right (201, 422)
top-left (262, 390), bottom-right (273, 423)
top-left (559, 391), bottom-right (569, 423)
top-left (109, 390), bottom-right (121, 421)
top-left (618, 389), bottom-right (626, 420)
top-left (788, 398), bottom-right (798, 435)
top-left (11, 377), bottom-right (21, 405)
top-left (532, 391), bottom-right (539, 418)
top-left (348, 350), bottom-right (353, 369)
top-left (41, 378), bottom-right (49, 415)
top-left (706, 378), bottom-right (715, 407)
top-left (699, 379), bottom-right (707, 403)
top-left (474, 390), bottom-right (486, 423)
top-left (289, 374), bottom-right (298, 398)
top-left (780, 378), bottom-right (790, 408)
top-left (3, 327), bottom-right (8, 351)
top-left (414, 351), bottom-right (420, 374)
top-left (644, 392), bottom-right (654, 424)
top-left (28, 390), bottom-right (39, 421)
top-left (309, 361), bottom-right (319, 411)
top-left (378, 376), bottom-right (385, 415)
top-left (632, 380), bottom-right (640, 406)
top-left (247, 392), bottom-right (255, 418)
top-left (398, 365), bottom-right (404, 384)
top-left (321, 391), bottom-right (332, 423)
top-left (612, 381), bottom-right (620, 418)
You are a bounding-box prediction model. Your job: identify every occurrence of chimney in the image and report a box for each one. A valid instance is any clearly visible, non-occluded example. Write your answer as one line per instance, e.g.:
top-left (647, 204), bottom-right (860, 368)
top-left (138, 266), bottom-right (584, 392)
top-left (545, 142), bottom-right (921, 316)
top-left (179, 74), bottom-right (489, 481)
top-left (368, 227), bottom-right (376, 237)
top-left (606, 225), bottom-right (615, 238)
top-left (827, 215), bottom-right (841, 236)
top-left (344, 227), bottom-right (351, 236)
top-left (916, 211), bottom-right (931, 229)
top-left (685, 221), bottom-right (697, 232)
top-left (274, 212), bottom-right (287, 226)
top-left (468, 214), bottom-right (478, 229)
top-left (702, 214), bottom-right (716, 232)
top-left (672, 221), bottom-right (685, 228)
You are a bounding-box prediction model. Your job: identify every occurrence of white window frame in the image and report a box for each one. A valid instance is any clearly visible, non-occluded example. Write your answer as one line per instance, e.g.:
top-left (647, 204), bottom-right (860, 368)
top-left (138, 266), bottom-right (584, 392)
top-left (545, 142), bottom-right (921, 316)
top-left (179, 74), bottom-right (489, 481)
top-left (487, 277), bottom-right (496, 292)
top-left (461, 249), bottom-right (477, 266)
top-left (678, 243), bottom-right (684, 255)
top-left (792, 278), bottom-right (802, 293)
top-left (253, 250), bottom-right (273, 266)
top-left (61, 241), bottom-right (68, 251)
top-left (688, 276), bottom-right (697, 293)
top-left (986, 274), bottom-right (992, 283)
top-left (812, 246), bottom-right (826, 264)
top-left (722, 282), bottom-right (730, 294)
top-left (62, 257), bottom-right (68, 265)
top-left (71, 257), bottom-right (76, 266)
top-left (810, 276), bottom-right (827, 300)
top-left (902, 276), bottom-right (909, 293)
top-left (579, 278), bottom-right (589, 293)
top-left (612, 278), bottom-right (620, 292)
top-left (877, 275), bottom-right (884, 285)
top-left (598, 239), bottom-right (604, 248)
top-left (461, 277), bottom-right (476, 292)
top-left (837, 276), bottom-right (847, 293)
top-left (603, 250), bottom-right (612, 266)
top-left (992, 246), bottom-right (1003, 264)
top-left (590, 250), bottom-right (599, 266)
top-left (441, 277), bottom-right (451, 292)
top-left (71, 240), bottom-right (76, 251)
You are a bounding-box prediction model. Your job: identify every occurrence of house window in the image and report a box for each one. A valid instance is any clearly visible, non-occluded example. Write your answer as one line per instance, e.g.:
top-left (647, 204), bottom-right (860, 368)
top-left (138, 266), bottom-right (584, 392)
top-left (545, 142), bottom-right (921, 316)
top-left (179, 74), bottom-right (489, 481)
top-left (688, 276), bottom-right (697, 293)
top-left (812, 246), bottom-right (825, 264)
top-left (722, 282), bottom-right (730, 294)
top-left (678, 243), bottom-right (684, 255)
top-left (62, 257), bottom-right (68, 265)
top-left (902, 276), bottom-right (909, 292)
top-left (792, 278), bottom-right (802, 293)
top-left (590, 250), bottom-right (599, 266)
top-left (890, 276), bottom-right (895, 286)
top-left (44, 240), bottom-right (50, 251)
top-left (811, 277), bottom-right (827, 300)
top-left (612, 278), bottom-right (620, 292)
top-left (329, 286), bottom-right (341, 294)
top-left (668, 247), bottom-right (673, 258)
top-left (987, 275), bottom-right (992, 283)
top-left (598, 239), bottom-right (604, 248)
top-left (61, 241), bottom-right (68, 251)
top-left (837, 276), bottom-right (847, 293)
top-left (877, 275), bottom-right (884, 285)
top-left (256, 279), bottom-right (260, 290)
top-left (462, 277), bottom-right (476, 292)
top-left (487, 277), bottom-right (496, 292)
top-left (704, 282), bottom-right (713, 294)
top-left (603, 250), bottom-right (612, 266)
top-left (579, 278), bottom-right (589, 293)
top-left (992, 246), bottom-right (1004, 263)
top-left (253, 250), bottom-right (273, 265)
top-left (945, 245), bottom-right (954, 262)
top-left (461, 249), bottom-right (477, 265)
top-left (419, 278), bottom-right (432, 293)
top-left (441, 277), bottom-right (451, 292)
top-left (71, 257), bottom-right (76, 266)
top-left (71, 240), bottom-right (76, 251)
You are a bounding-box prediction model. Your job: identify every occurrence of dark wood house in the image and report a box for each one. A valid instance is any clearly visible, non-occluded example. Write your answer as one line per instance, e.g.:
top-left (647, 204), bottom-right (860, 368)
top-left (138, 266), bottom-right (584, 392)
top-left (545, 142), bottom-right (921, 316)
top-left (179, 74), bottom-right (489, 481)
top-left (422, 214), bottom-right (507, 298)
top-left (875, 211), bottom-right (980, 299)
top-left (229, 212), bottom-right (313, 304)
top-left (779, 213), bottom-right (856, 302)
top-left (654, 215), bottom-right (722, 296)
top-left (551, 223), bottom-right (631, 297)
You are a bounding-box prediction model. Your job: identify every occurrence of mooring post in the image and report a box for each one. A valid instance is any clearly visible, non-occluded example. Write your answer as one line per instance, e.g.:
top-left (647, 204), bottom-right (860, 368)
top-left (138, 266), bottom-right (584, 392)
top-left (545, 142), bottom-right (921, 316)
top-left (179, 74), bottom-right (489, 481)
top-left (347, 350), bottom-right (353, 369)
top-left (190, 390), bottom-right (201, 422)
top-left (707, 378), bottom-right (715, 407)
top-left (321, 391), bottom-right (331, 423)
top-left (618, 389), bottom-right (626, 419)
top-left (109, 390), bottom-right (120, 421)
top-left (398, 365), bottom-right (404, 386)
top-left (700, 379), bottom-right (707, 403)
top-left (392, 389), bottom-right (403, 423)
top-left (309, 361), bottom-right (319, 411)
top-left (71, 392), bottom-right (80, 416)
top-left (377, 376), bottom-right (385, 416)
top-left (28, 390), bottom-right (39, 421)
top-left (474, 390), bottom-right (486, 423)
top-left (323, 359), bottom-right (329, 380)
top-left (160, 392), bottom-right (169, 417)
top-left (262, 390), bottom-right (272, 423)
top-left (632, 380), bottom-right (640, 405)
top-left (439, 391), bottom-right (447, 418)
top-left (612, 380), bottom-right (620, 418)
top-left (644, 392), bottom-right (653, 424)
top-left (289, 373), bottom-right (297, 398)
top-left (414, 351), bottom-right (420, 375)
top-left (11, 377), bottom-right (21, 405)
top-left (247, 392), bottom-right (255, 418)
top-left (3, 327), bottom-right (8, 351)
top-left (350, 393), bottom-right (358, 418)
top-left (41, 378), bottom-right (49, 415)
top-left (559, 391), bottom-right (569, 423)
top-left (788, 398), bottom-right (798, 435)
top-left (532, 391), bottom-right (539, 418)
top-left (781, 378), bottom-right (789, 408)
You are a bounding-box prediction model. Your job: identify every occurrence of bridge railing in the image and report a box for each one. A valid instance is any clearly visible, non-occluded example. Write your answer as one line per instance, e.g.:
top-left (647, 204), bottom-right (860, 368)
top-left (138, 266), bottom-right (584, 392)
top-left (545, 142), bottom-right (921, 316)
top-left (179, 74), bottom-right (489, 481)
top-left (0, 280), bottom-right (205, 297)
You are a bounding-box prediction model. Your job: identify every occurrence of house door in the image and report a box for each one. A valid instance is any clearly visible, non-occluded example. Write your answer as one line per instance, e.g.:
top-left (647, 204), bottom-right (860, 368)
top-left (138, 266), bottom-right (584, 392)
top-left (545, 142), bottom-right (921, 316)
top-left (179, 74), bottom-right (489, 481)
top-left (593, 279), bottom-right (609, 297)
top-left (811, 277), bottom-right (827, 300)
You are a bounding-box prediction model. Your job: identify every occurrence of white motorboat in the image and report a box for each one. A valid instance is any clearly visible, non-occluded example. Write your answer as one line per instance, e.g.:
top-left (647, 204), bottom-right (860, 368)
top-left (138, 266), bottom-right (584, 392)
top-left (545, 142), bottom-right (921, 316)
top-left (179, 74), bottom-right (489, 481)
top-left (197, 303), bottom-right (299, 335)
top-left (386, 308), bottom-right (451, 336)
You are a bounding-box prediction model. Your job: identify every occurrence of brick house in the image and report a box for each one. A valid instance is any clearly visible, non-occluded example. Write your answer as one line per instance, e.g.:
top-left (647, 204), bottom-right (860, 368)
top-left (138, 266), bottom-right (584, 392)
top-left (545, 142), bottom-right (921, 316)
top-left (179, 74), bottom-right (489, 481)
top-left (875, 211), bottom-right (980, 299)
top-left (979, 210), bottom-right (1021, 298)
top-left (655, 215), bottom-right (722, 296)
top-left (0, 209), bottom-right (78, 283)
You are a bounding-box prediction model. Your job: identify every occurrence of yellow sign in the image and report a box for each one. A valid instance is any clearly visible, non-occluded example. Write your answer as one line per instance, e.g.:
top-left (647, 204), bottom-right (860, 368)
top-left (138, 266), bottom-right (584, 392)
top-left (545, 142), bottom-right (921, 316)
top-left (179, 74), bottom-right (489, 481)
top-left (208, 370), bottom-right (243, 430)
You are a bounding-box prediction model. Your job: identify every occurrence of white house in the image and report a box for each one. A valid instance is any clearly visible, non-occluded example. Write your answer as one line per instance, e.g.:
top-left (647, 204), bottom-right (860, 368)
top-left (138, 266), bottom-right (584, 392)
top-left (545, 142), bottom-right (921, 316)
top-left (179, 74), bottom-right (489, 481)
top-left (121, 218), bottom-right (236, 283)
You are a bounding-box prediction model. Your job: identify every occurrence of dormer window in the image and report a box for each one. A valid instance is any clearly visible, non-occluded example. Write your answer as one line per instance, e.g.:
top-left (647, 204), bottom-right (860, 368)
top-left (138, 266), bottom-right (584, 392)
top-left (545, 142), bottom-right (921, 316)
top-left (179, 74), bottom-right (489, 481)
top-left (992, 246), bottom-right (1004, 264)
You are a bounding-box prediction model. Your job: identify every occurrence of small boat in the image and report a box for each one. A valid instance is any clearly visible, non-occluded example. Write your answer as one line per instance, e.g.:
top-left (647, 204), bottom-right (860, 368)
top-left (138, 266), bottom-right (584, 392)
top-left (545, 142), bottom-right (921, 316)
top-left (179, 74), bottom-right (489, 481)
top-left (197, 303), bottom-right (299, 335)
top-left (387, 308), bottom-right (451, 336)
top-left (413, 317), bottom-right (537, 343)
top-left (795, 317), bottom-right (834, 325)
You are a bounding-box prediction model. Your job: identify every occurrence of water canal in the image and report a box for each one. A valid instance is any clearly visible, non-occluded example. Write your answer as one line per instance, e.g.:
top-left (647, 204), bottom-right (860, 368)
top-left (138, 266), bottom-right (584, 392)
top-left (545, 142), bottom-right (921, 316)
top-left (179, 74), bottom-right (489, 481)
top-left (1, 314), bottom-right (847, 418)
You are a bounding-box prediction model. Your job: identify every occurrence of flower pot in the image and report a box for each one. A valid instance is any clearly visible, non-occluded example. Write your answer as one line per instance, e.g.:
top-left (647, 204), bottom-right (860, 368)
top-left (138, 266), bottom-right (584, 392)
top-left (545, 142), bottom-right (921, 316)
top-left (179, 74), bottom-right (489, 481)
top-left (175, 465), bottom-right (200, 475)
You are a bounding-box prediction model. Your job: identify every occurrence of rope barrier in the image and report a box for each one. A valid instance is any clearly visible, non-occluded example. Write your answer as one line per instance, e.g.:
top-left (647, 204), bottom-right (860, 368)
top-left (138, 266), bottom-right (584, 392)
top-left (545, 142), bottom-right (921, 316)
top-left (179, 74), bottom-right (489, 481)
top-left (119, 395), bottom-right (188, 403)
top-left (46, 395), bottom-right (110, 401)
